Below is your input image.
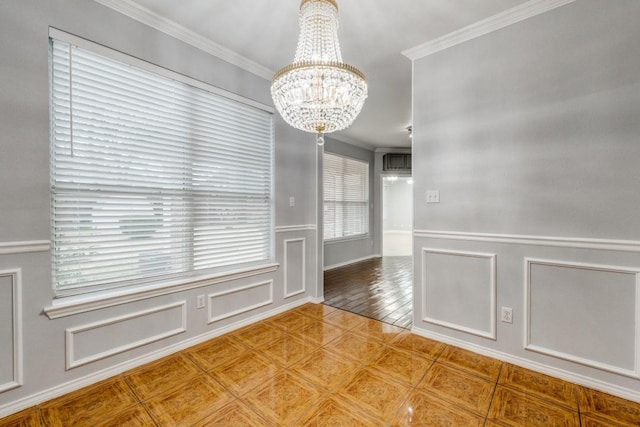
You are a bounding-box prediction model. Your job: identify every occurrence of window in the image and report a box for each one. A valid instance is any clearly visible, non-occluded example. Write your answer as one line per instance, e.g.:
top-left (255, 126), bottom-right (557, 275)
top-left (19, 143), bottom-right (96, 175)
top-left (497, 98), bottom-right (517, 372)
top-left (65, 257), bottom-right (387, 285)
top-left (323, 153), bottom-right (369, 240)
top-left (50, 33), bottom-right (273, 297)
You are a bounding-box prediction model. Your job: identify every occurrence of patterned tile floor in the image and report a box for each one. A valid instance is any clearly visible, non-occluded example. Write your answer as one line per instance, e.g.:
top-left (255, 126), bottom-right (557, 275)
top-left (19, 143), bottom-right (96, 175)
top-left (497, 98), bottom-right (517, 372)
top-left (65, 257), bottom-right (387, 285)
top-left (2, 304), bottom-right (640, 426)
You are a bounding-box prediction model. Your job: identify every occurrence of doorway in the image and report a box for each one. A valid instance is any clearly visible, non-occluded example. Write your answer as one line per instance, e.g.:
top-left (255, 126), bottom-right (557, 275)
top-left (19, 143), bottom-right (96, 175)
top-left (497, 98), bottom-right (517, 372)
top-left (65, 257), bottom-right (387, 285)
top-left (382, 176), bottom-right (413, 256)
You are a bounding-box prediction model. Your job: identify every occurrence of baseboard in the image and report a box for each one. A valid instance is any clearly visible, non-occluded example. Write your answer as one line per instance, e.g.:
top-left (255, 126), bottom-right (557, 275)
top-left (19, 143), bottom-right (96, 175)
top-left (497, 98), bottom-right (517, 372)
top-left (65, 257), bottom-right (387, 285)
top-left (0, 297), bottom-right (312, 418)
top-left (411, 326), bottom-right (640, 404)
top-left (323, 254), bottom-right (382, 271)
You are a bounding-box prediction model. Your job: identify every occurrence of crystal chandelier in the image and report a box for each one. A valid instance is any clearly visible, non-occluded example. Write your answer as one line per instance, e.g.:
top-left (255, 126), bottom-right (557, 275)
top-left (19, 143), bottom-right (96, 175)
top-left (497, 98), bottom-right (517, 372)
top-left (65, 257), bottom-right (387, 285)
top-left (271, 0), bottom-right (368, 145)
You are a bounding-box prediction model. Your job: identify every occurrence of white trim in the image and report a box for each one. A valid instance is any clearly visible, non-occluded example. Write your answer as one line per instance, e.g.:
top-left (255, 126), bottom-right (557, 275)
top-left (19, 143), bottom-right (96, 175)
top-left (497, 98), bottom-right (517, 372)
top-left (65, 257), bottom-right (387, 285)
top-left (207, 280), bottom-right (273, 323)
top-left (275, 224), bottom-right (317, 233)
top-left (411, 325), bottom-right (640, 404)
top-left (309, 297), bottom-right (325, 304)
top-left (0, 297), bottom-right (311, 419)
top-left (524, 258), bottom-right (640, 379)
top-left (324, 234), bottom-right (370, 246)
top-left (421, 248), bottom-right (497, 340)
top-left (49, 27), bottom-right (274, 114)
top-left (323, 254), bottom-right (381, 271)
top-left (403, 0), bottom-right (576, 60)
top-left (0, 269), bottom-right (23, 393)
top-left (413, 229), bottom-right (640, 253)
top-left (0, 241), bottom-right (50, 255)
top-left (44, 262), bottom-right (279, 319)
top-left (65, 301), bottom-right (187, 370)
top-left (91, 0), bottom-right (274, 80)
top-left (284, 238), bottom-right (306, 298)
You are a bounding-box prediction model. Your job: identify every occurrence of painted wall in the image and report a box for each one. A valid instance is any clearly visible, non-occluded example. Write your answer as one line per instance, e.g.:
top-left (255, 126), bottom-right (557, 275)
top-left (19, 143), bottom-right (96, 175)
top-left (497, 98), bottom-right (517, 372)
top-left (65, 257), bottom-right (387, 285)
top-left (383, 178), bottom-right (413, 231)
top-left (0, 0), bottom-right (318, 416)
top-left (412, 0), bottom-right (640, 401)
top-left (322, 137), bottom-right (378, 269)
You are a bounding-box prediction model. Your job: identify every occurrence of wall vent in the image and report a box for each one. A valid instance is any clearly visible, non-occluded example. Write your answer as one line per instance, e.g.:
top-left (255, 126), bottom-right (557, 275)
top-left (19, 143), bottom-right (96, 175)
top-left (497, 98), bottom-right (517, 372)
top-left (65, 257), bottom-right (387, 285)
top-left (383, 154), bottom-right (412, 171)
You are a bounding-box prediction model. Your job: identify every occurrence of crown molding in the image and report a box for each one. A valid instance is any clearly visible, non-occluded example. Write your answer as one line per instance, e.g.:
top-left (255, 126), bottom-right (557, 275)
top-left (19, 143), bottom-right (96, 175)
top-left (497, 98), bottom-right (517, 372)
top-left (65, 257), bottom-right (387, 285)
top-left (402, 0), bottom-right (576, 60)
top-left (93, 0), bottom-right (274, 80)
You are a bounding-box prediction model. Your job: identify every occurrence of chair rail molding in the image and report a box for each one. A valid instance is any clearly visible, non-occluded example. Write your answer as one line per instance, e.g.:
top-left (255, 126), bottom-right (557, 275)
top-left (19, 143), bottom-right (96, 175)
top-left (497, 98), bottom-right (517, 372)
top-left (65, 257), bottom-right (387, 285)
top-left (414, 230), bottom-right (640, 253)
top-left (0, 240), bottom-right (50, 255)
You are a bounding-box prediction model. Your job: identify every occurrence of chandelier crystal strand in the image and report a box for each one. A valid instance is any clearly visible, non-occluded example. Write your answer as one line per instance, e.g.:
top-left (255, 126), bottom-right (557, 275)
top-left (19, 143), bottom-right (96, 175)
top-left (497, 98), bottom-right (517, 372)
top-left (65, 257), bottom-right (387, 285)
top-left (271, 0), bottom-right (367, 144)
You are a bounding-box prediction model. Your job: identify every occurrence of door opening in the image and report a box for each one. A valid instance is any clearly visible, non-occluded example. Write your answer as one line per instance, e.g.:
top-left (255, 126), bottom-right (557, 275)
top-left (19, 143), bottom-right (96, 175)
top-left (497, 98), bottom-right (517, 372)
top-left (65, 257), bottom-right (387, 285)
top-left (382, 176), bottom-right (413, 256)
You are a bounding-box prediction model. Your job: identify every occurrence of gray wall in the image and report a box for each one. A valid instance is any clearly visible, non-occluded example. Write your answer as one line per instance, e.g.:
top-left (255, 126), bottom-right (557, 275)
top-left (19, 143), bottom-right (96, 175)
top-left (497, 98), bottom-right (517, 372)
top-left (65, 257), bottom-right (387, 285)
top-left (412, 0), bottom-right (640, 399)
top-left (383, 178), bottom-right (413, 231)
top-left (0, 0), bottom-right (318, 415)
top-left (322, 137), bottom-right (378, 269)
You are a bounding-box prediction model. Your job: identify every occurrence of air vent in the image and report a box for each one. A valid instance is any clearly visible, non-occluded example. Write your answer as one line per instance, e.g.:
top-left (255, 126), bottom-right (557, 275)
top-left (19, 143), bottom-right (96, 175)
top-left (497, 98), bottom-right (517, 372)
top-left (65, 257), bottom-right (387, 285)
top-left (383, 154), bottom-right (412, 171)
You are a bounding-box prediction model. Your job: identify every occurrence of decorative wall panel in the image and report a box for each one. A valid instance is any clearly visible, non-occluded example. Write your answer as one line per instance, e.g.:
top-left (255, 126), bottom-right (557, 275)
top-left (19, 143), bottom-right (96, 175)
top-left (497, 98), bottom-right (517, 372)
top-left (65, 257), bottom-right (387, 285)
top-left (208, 280), bottom-right (273, 323)
top-left (526, 258), bottom-right (639, 378)
top-left (0, 269), bottom-right (22, 392)
top-left (284, 238), bottom-right (306, 298)
top-left (422, 249), bottom-right (497, 339)
top-left (66, 301), bottom-right (187, 369)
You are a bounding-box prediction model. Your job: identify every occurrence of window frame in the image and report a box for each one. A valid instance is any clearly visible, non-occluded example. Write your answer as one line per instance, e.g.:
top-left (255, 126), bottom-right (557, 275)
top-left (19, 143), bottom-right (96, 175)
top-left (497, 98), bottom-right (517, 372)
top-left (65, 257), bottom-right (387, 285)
top-left (322, 151), bottom-right (371, 242)
top-left (48, 28), bottom-right (275, 299)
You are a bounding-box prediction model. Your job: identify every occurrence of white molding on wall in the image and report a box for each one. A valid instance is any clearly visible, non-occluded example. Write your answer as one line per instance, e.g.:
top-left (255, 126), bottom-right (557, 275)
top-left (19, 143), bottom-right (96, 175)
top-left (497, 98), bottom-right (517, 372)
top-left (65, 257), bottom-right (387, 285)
top-left (65, 301), bottom-right (187, 370)
top-left (207, 280), bottom-right (273, 324)
top-left (323, 254), bottom-right (381, 271)
top-left (0, 297), bottom-right (315, 419)
top-left (324, 234), bottom-right (370, 246)
top-left (414, 229), bottom-right (640, 253)
top-left (275, 224), bottom-right (317, 233)
top-left (44, 262), bottom-right (279, 319)
top-left (421, 248), bottom-right (497, 340)
top-left (0, 241), bottom-right (50, 255)
top-left (92, 0), bottom-right (274, 80)
top-left (284, 238), bottom-right (306, 299)
top-left (0, 269), bottom-right (23, 393)
top-left (524, 258), bottom-right (640, 379)
top-left (411, 325), bottom-right (640, 404)
top-left (403, 0), bottom-right (576, 60)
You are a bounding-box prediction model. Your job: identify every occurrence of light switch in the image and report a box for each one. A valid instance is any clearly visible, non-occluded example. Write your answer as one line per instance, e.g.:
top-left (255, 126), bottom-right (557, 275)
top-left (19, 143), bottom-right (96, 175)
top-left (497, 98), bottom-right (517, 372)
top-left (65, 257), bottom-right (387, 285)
top-left (426, 190), bottom-right (440, 203)
top-left (289, 196), bottom-right (295, 207)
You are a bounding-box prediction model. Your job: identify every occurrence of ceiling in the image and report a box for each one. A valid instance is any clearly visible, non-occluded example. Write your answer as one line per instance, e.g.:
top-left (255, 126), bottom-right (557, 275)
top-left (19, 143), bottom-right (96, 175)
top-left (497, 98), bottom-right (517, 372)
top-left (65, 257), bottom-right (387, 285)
top-left (110, 0), bottom-right (531, 149)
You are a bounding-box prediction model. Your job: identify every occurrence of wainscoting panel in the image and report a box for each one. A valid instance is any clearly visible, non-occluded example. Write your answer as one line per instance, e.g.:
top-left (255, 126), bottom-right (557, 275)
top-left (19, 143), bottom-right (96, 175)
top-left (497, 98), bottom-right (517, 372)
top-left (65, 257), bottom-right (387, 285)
top-left (65, 301), bottom-right (187, 369)
top-left (421, 248), bottom-right (497, 339)
top-left (0, 269), bottom-right (22, 392)
top-left (207, 280), bottom-right (273, 323)
top-left (284, 238), bottom-right (306, 298)
top-left (525, 258), bottom-right (639, 378)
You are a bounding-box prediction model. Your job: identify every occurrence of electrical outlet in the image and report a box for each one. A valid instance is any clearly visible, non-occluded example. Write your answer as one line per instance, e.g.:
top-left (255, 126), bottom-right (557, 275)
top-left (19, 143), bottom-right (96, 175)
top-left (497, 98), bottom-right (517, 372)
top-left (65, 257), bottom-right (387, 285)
top-left (196, 295), bottom-right (205, 309)
top-left (426, 190), bottom-right (440, 203)
top-left (501, 307), bottom-right (513, 324)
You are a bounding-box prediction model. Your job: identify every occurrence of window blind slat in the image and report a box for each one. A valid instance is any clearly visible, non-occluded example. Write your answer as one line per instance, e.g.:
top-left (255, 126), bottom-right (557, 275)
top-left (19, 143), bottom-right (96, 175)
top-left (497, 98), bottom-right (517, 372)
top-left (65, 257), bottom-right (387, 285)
top-left (323, 153), bottom-right (369, 240)
top-left (50, 37), bottom-right (274, 297)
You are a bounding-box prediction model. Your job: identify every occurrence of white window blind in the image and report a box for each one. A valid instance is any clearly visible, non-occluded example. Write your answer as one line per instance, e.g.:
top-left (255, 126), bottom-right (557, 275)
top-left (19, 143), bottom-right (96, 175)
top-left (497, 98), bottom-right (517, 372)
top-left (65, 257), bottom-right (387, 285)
top-left (50, 36), bottom-right (273, 297)
top-left (323, 153), bottom-right (369, 240)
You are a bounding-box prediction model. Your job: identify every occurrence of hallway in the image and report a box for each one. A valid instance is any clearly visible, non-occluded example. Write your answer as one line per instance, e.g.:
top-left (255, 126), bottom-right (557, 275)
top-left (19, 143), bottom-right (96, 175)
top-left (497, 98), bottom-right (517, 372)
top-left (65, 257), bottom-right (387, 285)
top-left (323, 256), bottom-right (413, 329)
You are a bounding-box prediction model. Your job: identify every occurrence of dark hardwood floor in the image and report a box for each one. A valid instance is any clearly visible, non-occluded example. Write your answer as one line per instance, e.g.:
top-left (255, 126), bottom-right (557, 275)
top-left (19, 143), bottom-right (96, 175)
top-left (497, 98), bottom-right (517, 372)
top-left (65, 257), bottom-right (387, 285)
top-left (323, 256), bottom-right (413, 329)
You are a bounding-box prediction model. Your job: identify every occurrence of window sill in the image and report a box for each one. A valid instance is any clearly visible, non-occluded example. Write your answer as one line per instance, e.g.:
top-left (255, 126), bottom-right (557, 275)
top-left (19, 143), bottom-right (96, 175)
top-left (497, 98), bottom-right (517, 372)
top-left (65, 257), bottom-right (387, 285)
top-left (43, 262), bottom-right (280, 319)
top-left (324, 234), bottom-right (370, 245)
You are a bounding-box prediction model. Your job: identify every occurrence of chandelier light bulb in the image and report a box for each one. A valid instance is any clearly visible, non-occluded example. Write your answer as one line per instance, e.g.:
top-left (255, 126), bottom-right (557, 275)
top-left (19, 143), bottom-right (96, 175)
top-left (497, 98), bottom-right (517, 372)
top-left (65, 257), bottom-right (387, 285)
top-left (271, 0), bottom-right (368, 139)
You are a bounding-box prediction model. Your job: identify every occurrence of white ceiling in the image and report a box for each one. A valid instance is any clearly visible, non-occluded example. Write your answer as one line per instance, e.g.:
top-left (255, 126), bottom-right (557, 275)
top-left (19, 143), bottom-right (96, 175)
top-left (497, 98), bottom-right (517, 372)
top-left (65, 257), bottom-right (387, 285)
top-left (112, 0), bottom-right (531, 148)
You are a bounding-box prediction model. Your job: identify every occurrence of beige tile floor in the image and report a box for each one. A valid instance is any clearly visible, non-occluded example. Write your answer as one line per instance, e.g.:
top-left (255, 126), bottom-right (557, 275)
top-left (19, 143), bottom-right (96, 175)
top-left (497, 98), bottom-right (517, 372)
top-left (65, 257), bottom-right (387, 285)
top-left (2, 303), bottom-right (640, 426)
